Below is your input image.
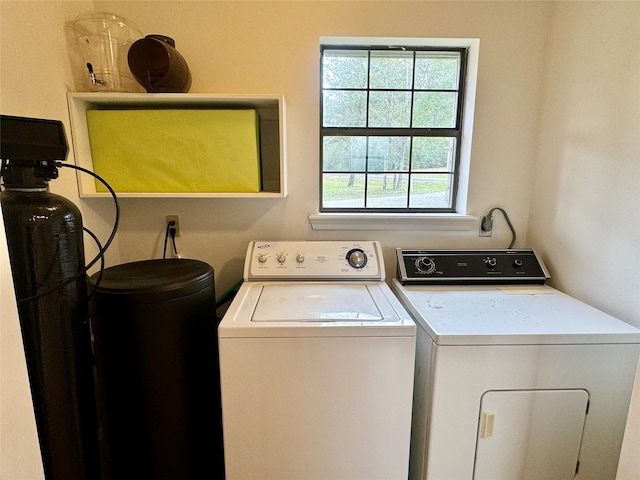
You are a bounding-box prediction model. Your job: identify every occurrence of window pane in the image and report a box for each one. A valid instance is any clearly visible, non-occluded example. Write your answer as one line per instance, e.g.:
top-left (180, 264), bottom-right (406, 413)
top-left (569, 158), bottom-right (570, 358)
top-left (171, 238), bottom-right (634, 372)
top-left (322, 173), bottom-right (365, 208)
top-left (368, 136), bottom-right (410, 171)
top-left (320, 43), bottom-right (469, 213)
top-left (369, 51), bottom-right (413, 89)
top-left (412, 92), bottom-right (457, 128)
top-left (409, 174), bottom-right (452, 208)
top-left (411, 137), bottom-right (455, 171)
top-left (323, 90), bottom-right (367, 127)
top-left (414, 52), bottom-right (460, 90)
top-left (322, 50), bottom-right (368, 89)
top-left (366, 173), bottom-right (409, 208)
top-left (323, 136), bottom-right (367, 171)
top-left (369, 91), bottom-right (411, 127)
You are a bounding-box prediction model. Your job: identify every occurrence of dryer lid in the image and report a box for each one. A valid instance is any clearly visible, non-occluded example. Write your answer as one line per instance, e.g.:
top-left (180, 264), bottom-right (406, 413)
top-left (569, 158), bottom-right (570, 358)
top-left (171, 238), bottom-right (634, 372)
top-left (391, 281), bottom-right (640, 345)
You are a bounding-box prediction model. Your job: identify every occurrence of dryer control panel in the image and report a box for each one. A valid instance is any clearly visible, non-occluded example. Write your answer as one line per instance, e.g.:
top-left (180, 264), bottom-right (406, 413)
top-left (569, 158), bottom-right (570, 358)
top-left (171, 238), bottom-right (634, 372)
top-left (396, 248), bottom-right (550, 285)
top-left (245, 241), bottom-right (385, 281)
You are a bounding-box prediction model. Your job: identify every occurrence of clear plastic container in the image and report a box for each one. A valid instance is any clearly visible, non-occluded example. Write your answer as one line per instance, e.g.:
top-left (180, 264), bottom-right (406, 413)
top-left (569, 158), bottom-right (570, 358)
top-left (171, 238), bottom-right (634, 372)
top-left (73, 12), bottom-right (143, 92)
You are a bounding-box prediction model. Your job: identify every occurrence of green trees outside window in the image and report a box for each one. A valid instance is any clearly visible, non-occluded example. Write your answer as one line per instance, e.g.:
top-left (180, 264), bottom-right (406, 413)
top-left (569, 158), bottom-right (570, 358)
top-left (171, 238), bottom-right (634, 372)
top-left (321, 45), bottom-right (467, 212)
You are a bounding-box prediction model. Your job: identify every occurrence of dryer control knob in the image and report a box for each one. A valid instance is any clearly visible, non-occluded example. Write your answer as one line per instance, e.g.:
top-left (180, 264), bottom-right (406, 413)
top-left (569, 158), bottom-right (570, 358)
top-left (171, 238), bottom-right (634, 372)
top-left (277, 254), bottom-right (286, 264)
top-left (484, 256), bottom-right (497, 268)
top-left (415, 256), bottom-right (437, 274)
top-left (296, 254), bottom-right (305, 263)
top-left (346, 249), bottom-right (367, 269)
top-left (258, 254), bottom-right (268, 263)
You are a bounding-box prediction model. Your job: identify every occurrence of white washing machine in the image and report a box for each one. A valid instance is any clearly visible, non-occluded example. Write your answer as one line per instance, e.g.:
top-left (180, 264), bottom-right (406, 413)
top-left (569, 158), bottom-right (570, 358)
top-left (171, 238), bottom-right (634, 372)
top-left (391, 248), bottom-right (640, 480)
top-left (218, 241), bottom-right (416, 480)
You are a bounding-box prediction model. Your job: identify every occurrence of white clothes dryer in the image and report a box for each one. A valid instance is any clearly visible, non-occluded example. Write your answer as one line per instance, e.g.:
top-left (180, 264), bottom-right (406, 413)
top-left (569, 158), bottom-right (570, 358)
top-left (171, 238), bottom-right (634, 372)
top-left (392, 248), bottom-right (640, 480)
top-left (218, 241), bottom-right (416, 480)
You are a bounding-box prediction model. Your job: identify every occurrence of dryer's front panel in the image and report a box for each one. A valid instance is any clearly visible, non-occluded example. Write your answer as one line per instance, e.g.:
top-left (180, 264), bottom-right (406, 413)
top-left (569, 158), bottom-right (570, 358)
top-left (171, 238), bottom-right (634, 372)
top-left (473, 389), bottom-right (588, 480)
top-left (418, 342), bottom-right (640, 480)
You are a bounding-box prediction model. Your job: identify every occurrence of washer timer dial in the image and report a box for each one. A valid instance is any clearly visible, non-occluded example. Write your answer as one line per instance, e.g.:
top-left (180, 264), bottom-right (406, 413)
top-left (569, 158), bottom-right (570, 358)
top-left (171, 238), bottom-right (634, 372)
top-left (346, 248), bottom-right (367, 269)
top-left (415, 256), bottom-right (437, 275)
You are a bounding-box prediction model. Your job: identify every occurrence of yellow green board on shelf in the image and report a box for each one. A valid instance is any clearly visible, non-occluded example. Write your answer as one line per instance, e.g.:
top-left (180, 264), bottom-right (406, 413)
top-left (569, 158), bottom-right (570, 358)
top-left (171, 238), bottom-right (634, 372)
top-left (86, 109), bottom-right (261, 193)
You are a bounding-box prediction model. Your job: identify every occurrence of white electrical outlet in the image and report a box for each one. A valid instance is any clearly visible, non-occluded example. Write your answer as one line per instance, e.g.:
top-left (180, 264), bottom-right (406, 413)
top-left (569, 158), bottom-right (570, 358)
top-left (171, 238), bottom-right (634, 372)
top-left (479, 223), bottom-right (492, 237)
top-left (166, 215), bottom-right (181, 237)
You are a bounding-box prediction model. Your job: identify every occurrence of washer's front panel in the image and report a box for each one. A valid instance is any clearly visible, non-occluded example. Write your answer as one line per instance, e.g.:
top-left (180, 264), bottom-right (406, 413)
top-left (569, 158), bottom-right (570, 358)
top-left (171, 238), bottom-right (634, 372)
top-left (219, 335), bottom-right (415, 480)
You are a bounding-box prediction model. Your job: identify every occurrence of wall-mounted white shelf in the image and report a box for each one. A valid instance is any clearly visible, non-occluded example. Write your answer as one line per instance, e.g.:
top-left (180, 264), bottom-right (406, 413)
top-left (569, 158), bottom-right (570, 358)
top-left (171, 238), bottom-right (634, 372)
top-left (66, 92), bottom-right (287, 198)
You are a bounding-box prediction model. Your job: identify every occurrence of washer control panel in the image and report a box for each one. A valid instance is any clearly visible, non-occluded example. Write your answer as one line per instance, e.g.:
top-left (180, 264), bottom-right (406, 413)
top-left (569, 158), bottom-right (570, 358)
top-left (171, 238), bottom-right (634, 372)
top-left (397, 248), bottom-right (550, 285)
top-left (245, 241), bottom-right (384, 281)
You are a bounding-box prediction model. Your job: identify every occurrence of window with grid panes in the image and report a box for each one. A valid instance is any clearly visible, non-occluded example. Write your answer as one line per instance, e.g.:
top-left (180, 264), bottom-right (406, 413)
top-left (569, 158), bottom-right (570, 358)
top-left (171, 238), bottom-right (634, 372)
top-left (320, 44), bottom-right (468, 212)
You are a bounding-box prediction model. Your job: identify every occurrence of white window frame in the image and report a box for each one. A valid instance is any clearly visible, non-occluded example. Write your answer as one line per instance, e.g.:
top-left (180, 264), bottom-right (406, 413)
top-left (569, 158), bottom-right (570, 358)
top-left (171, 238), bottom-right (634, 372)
top-left (310, 36), bottom-right (479, 231)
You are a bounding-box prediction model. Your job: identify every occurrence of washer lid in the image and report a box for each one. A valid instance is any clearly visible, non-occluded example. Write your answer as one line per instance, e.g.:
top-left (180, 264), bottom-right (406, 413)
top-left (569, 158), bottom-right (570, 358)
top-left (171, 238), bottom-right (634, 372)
top-left (252, 284), bottom-right (384, 322)
top-left (219, 281), bottom-right (415, 338)
top-left (391, 280), bottom-right (640, 345)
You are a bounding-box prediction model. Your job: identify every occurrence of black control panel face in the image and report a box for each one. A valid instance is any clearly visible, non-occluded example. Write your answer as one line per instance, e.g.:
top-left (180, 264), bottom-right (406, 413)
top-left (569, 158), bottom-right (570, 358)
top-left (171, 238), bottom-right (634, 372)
top-left (396, 248), bottom-right (550, 285)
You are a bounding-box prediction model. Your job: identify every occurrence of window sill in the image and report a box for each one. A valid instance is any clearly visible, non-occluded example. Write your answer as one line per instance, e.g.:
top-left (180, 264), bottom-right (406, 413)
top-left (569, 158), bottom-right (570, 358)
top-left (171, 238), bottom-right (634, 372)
top-left (308, 213), bottom-right (478, 231)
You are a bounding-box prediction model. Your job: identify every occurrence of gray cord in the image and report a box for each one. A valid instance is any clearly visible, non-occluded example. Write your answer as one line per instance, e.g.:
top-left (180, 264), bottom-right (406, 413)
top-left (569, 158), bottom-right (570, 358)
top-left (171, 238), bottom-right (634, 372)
top-left (482, 207), bottom-right (516, 249)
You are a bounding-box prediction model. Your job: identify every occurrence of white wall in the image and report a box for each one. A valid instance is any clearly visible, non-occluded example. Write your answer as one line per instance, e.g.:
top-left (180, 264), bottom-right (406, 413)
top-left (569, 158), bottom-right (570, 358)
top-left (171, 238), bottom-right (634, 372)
top-left (91, 0), bottom-right (551, 292)
top-left (1, 1), bottom-right (638, 478)
top-left (0, 3), bottom-right (94, 477)
top-left (528, 2), bottom-right (640, 328)
top-left (528, 4), bottom-right (640, 476)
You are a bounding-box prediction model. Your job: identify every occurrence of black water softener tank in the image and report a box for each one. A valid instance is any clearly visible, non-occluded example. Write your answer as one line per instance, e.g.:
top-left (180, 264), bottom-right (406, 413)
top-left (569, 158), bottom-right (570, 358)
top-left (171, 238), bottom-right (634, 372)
top-left (88, 259), bottom-right (223, 479)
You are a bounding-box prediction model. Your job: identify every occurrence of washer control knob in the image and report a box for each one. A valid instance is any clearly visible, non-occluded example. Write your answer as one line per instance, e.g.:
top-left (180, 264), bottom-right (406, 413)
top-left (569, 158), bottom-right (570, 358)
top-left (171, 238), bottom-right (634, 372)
top-left (415, 256), bottom-right (437, 274)
top-left (513, 258), bottom-right (523, 268)
top-left (296, 254), bottom-right (305, 263)
top-left (277, 253), bottom-right (286, 264)
top-left (484, 256), bottom-right (497, 268)
top-left (258, 254), bottom-right (268, 263)
top-left (346, 248), bottom-right (367, 269)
